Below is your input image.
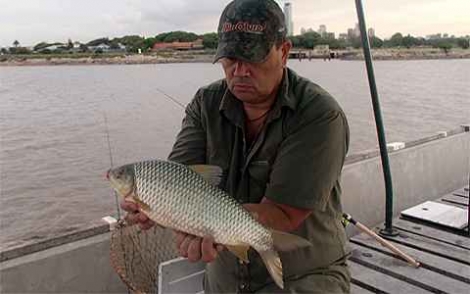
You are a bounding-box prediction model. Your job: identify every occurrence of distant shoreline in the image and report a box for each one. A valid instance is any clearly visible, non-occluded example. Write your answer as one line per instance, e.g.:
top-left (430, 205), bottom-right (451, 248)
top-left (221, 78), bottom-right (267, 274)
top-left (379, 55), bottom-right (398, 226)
top-left (1, 48), bottom-right (469, 66)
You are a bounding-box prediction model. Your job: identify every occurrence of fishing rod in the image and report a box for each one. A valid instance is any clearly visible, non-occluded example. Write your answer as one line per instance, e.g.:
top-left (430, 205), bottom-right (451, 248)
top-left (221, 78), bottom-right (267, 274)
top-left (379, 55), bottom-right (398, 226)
top-left (103, 112), bottom-right (121, 220)
top-left (354, 0), bottom-right (397, 236)
top-left (343, 213), bottom-right (420, 267)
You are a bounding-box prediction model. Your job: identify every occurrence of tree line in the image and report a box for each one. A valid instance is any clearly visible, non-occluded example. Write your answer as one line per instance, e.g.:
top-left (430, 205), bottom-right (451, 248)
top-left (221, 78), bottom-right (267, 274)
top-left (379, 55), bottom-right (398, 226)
top-left (290, 32), bottom-right (469, 50)
top-left (2, 31), bottom-right (468, 55)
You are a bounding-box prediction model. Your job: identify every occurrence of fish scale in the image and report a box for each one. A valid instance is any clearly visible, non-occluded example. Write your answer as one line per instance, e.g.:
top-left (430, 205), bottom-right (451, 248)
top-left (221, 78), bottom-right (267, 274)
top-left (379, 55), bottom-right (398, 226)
top-left (131, 160), bottom-right (270, 248)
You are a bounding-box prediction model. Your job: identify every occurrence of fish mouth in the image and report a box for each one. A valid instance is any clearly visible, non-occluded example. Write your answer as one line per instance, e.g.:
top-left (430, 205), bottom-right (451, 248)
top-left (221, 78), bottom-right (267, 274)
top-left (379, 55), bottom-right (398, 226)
top-left (105, 169), bottom-right (134, 199)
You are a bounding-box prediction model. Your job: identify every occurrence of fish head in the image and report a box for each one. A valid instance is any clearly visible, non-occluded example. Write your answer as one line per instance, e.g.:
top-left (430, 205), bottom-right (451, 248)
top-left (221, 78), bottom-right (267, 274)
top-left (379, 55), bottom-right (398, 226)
top-left (106, 164), bottom-right (135, 199)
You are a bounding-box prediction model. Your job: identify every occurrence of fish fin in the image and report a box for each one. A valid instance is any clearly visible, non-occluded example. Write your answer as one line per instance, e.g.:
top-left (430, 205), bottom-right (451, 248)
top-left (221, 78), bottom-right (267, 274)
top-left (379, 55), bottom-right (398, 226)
top-left (226, 244), bottom-right (250, 263)
top-left (259, 249), bottom-right (284, 289)
top-left (133, 197), bottom-right (151, 212)
top-left (188, 165), bottom-right (223, 186)
top-left (271, 230), bottom-right (312, 252)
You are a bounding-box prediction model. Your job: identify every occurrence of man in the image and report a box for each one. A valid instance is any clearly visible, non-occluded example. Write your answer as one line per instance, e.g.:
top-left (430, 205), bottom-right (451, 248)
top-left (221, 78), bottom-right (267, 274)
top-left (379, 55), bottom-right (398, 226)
top-left (122, 0), bottom-right (350, 292)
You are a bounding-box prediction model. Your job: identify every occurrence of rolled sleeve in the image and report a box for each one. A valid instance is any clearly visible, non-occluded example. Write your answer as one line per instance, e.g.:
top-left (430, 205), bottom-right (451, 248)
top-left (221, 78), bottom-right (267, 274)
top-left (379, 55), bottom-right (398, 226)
top-left (168, 90), bottom-right (207, 165)
top-left (265, 110), bottom-right (349, 211)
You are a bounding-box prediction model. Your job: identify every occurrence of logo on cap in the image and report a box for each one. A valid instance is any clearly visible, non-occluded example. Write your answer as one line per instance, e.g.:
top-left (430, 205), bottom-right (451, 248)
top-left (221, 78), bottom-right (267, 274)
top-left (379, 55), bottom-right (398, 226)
top-left (222, 21), bottom-right (266, 34)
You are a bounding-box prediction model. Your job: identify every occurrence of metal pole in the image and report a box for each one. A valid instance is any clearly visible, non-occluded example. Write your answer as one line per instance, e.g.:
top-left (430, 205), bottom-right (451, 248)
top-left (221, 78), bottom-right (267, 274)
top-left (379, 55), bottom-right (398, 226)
top-left (467, 172), bottom-right (469, 236)
top-left (354, 0), bottom-right (397, 236)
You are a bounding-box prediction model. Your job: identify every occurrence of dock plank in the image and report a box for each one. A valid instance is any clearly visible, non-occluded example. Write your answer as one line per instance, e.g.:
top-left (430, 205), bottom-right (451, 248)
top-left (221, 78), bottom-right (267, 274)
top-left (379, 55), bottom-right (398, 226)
top-left (351, 232), bottom-right (470, 283)
top-left (453, 188), bottom-right (469, 198)
top-left (349, 261), bottom-right (427, 293)
top-left (440, 194), bottom-right (469, 207)
top-left (350, 244), bottom-right (470, 293)
top-left (390, 218), bottom-right (470, 249)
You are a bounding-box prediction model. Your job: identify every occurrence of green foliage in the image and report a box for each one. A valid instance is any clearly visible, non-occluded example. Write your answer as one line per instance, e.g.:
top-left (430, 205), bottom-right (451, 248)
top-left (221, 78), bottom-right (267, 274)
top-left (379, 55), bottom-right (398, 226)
top-left (143, 37), bottom-right (157, 51)
top-left (350, 37), bottom-right (362, 49)
top-left (87, 38), bottom-right (109, 46)
top-left (155, 31), bottom-right (199, 43)
top-left (13, 40), bottom-right (20, 47)
top-left (437, 42), bottom-right (452, 54)
top-left (202, 33), bottom-right (218, 49)
top-left (388, 32), bottom-right (403, 47)
top-left (112, 35), bottom-right (144, 53)
top-left (79, 44), bottom-right (89, 53)
top-left (33, 42), bottom-right (50, 51)
top-left (66, 38), bottom-right (73, 49)
top-left (289, 31), bottom-right (321, 49)
top-left (457, 38), bottom-right (469, 49)
top-left (370, 36), bottom-right (384, 48)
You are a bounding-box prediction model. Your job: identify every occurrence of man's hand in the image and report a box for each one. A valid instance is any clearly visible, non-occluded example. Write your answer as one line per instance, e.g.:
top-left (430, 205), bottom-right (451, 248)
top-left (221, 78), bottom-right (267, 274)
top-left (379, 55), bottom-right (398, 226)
top-left (120, 201), bottom-right (155, 230)
top-left (174, 231), bottom-right (224, 263)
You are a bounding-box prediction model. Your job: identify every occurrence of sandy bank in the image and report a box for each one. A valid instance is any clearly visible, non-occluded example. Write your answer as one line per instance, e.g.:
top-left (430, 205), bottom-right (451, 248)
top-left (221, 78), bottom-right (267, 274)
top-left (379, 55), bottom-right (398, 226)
top-left (1, 48), bottom-right (469, 66)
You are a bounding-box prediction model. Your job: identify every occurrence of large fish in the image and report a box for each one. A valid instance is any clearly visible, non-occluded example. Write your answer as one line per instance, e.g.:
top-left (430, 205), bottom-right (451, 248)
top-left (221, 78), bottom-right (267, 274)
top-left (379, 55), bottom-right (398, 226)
top-left (106, 159), bottom-right (310, 289)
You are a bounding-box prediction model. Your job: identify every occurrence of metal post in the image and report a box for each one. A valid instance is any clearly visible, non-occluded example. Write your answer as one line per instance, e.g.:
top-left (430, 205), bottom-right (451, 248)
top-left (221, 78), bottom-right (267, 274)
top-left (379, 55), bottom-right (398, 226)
top-left (467, 173), bottom-right (469, 236)
top-left (354, 0), bottom-right (398, 236)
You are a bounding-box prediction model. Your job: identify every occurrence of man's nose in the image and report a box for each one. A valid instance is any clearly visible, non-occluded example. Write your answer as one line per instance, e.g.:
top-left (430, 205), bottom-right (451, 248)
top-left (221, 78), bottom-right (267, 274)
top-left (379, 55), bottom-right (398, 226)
top-left (233, 60), bottom-right (250, 76)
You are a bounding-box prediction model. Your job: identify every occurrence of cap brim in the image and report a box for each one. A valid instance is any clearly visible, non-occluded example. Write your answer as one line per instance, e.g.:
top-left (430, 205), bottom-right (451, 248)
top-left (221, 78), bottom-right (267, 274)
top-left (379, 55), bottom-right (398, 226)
top-left (213, 35), bottom-right (274, 64)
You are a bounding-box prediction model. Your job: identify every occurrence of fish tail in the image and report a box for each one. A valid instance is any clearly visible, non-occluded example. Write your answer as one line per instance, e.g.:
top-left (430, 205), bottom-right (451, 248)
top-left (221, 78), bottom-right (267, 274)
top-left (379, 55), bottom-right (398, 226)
top-left (258, 249), bottom-right (284, 289)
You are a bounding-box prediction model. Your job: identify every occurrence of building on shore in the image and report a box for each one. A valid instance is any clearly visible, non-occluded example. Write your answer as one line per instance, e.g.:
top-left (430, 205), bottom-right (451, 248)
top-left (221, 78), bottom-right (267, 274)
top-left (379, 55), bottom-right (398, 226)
top-left (284, 2), bottom-right (294, 36)
top-left (152, 39), bottom-right (204, 51)
top-left (318, 25), bottom-right (327, 37)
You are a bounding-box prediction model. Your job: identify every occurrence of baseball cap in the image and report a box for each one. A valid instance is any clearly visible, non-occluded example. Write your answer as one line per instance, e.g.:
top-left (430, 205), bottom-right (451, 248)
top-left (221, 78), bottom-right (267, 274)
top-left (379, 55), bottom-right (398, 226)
top-left (213, 0), bottom-right (287, 63)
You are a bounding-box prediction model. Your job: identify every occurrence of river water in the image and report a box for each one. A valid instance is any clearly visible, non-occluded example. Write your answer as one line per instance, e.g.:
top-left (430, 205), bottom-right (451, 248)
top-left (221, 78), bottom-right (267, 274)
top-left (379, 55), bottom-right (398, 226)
top-left (1, 59), bottom-right (469, 249)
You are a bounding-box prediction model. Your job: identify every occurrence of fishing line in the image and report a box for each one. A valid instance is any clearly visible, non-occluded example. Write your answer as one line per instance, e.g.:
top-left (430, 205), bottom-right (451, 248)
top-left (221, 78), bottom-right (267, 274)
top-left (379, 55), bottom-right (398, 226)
top-left (103, 111), bottom-right (121, 219)
top-left (155, 87), bottom-right (185, 110)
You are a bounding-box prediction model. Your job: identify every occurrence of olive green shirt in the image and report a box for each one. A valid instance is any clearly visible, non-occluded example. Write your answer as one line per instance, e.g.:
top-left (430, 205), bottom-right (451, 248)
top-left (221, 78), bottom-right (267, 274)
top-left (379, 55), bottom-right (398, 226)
top-left (168, 68), bottom-right (350, 293)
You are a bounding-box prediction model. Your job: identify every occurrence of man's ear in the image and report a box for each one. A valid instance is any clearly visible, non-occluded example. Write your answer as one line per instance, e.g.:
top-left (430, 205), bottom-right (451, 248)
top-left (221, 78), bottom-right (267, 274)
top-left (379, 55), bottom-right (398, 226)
top-left (281, 40), bottom-right (292, 66)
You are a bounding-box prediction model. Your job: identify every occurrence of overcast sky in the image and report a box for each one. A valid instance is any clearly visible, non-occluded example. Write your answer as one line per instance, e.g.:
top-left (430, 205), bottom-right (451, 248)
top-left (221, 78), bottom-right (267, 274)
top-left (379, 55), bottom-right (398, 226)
top-left (1, 0), bottom-right (469, 47)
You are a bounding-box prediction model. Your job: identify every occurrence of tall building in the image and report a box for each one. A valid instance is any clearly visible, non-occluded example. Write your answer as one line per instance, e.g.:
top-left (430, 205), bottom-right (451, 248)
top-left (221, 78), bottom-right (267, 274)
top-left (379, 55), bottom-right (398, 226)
top-left (347, 28), bottom-right (355, 39)
top-left (354, 23), bottom-right (361, 37)
top-left (284, 2), bottom-right (294, 36)
top-left (318, 24), bottom-right (327, 37)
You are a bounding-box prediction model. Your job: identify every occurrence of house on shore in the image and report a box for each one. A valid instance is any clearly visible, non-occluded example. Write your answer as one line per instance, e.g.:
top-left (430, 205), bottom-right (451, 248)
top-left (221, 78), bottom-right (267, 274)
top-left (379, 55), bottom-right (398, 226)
top-left (152, 39), bottom-right (204, 51)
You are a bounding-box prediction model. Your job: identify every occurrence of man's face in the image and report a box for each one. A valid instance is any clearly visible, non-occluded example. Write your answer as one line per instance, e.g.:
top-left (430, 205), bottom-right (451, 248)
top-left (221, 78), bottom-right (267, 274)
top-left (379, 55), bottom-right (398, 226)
top-left (219, 41), bottom-right (292, 104)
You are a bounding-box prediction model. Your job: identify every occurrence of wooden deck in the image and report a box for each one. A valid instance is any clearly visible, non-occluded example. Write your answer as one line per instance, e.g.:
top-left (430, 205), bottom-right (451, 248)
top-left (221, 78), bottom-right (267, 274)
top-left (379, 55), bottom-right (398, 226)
top-left (349, 185), bottom-right (469, 294)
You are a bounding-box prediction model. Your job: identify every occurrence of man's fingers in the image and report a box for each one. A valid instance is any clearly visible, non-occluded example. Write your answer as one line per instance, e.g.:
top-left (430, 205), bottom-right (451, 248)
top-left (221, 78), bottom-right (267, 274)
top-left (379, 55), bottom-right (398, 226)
top-left (201, 236), bottom-right (218, 262)
top-left (138, 213), bottom-right (149, 222)
top-left (120, 201), bottom-right (138, 212)
top-left (139, 220), bottom-right (155, 230)
top-left (179, 235), bottom-right (194, 258)
top-left (174, 231), bottom-right (188, 249)
top-left (187, 238), bottom-right (202, 262)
